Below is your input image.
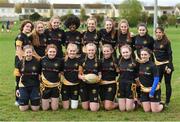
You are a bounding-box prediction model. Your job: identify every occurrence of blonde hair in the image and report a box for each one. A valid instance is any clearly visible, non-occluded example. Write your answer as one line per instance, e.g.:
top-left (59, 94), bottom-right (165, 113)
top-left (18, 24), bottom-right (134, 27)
top-left (23, 45), bottom-right (34, 52)
top-left (22, 45), bottom-right (34, 71)
top-left (32, 21), bottom-right (44, 46)
top-left (67, 43), bottom-right (78, 53)
top-left (120, 44), bottom-right (132, 54)
top-left (86, 43), bottom-right (97, 51)
top-left (102, 44), bottom-right (114, 52)
top-left (65, 43), bottom-right (78, 61)
top-left (48, 15), bottom-right (61, 30)
top-left (45, 44), bottom-right (57, 55)
top-left (87, 17), bottom-right (97, 25)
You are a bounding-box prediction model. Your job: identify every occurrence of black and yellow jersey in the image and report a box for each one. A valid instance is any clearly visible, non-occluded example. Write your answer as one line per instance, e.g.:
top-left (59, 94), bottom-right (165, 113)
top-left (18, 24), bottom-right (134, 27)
top-left (100, 57), bottom-right (118, 81)
top-left (98, 29), bottom-right (117, 48)
top-left (82, 30), bottom-right (99, 46)
top-left (41, 56), bottom-right (63, 83)
top-left (65, 30), bottom-right (82, 52)
top-left (62, 57), bottom-right (81, 84)
top-left (44, 28), bottom-right (66, 58)
top-left (133, 34), bottom-right (154, 55)
top-left (139, 60), bottom-right (158, 87)
top-left (15, 32), bottom-right (32, 47)
top-left (33, 33), bottom-right (47, 57)
top-left (16, 57), bottom-right (41, 87)
top-left (81, 56), bottom-right (101, 75)
top-left (118, 58), bottom-right (138, 83)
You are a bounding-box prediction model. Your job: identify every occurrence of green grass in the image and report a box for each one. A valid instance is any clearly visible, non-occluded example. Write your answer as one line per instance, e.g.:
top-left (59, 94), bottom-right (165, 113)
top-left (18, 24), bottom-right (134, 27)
top-left (0, 23), bottom-right (180, 121)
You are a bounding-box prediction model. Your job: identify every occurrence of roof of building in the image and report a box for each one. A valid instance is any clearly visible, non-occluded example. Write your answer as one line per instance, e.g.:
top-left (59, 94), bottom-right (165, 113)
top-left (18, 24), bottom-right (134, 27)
top-left (0, 3), bottom-right (14, 8)
top-left (21, 3), bottom-right (50, 9)
top-left (84, 4), bottom-right (111, 9)
top-left (53, 4), bottom-right (81, 9)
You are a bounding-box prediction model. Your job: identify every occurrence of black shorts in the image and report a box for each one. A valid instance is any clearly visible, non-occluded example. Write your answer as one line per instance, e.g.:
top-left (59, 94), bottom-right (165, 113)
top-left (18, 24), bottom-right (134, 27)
top-left (19, 86), bottom-right (40, 106)
top-left (79, 82), bottom-right (99, 103)
top-left (61, 84), bottom-right (79, 101)
top-left (42, 87), bottom-right (60, 99)
top-left (99, 83), bottom-right (117, 101)
top-left (140, 90), bottom-right (161, 102)
top-left (117, 81), bottom-right (133, 99)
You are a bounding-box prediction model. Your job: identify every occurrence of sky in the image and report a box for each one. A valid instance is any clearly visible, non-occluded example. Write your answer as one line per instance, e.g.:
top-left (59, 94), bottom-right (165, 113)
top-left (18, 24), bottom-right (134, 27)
top-left (48, 0), bottom-right (179, 6)
top-left (9, 0), bottom-right (179, 6)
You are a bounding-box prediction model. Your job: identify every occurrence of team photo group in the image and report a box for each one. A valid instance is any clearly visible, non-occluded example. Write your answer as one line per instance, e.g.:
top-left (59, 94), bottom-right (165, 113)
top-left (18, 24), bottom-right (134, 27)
top-left (13, 14), bottom-right (173, 113)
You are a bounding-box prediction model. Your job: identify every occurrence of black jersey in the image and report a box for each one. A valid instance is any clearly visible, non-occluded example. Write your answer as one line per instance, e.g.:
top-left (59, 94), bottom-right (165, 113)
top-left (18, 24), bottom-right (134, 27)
top-left (33, 33), bottom-right (47, 57)
top-left (41, 56), bottom-right (63, 83)
top-left (15, 32), bottom-right (32, 47)
top-left (62, 57), bottom-right (81, 84)
top-left (100, 57), bottom-right (118, 81)
top-left (17, 57), bottom-right (41, 87)
top-left (65, 30), bottom-right (82, 51)
top-left (139, 61), bottom-right (158, 87)
top-left (153, 39), bottom-right (173, 63)
top-left (45, 28), bottom-right (66, 58)
top-left (118, 58), bottom-right (138, 83)
top-left (98, 29), bottom-right (117, 48)
top-left (134, 34), bottom-right (154, 55)
top-left (81, 57), bottom-right (101, 75)
top-left (117, 33), bottom-right (134, 48)
top-left (82, 30), bottom-right (99, 46)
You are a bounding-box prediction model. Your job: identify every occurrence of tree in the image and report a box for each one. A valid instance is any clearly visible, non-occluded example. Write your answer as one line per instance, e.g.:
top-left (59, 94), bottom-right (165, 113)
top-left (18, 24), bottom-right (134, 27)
top-left (67, 9), bottom-right (73, 15)
top-left (14, 3), bottom-right (22, 14)
top-left (29, 12), bottom-right (42, 21)
top-left (119, 0), bottom-right (142, 27)
top-left (168, 15), bottom-right (176, 26)
top-left (140, 11), bottom-right (148, 24)
top-left (80, 7), bottom-right (88, 22)
top-left (147, 14), bottom-right (154, 25)
top-left (159, 14), bottom-right (168, 26)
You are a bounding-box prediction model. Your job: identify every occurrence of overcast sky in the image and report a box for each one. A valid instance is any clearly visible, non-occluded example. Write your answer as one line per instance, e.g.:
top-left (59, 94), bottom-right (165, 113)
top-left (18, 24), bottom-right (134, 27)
top-left (49, 0), bottom-right (179, 6)
top-left (9, 0), bottom-right (179, 6)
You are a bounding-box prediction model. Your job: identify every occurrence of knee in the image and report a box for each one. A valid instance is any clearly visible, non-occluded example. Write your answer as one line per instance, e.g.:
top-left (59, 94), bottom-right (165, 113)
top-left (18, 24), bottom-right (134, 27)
top-left (31, 106), bottom-right (40, 111)
top-left (151, 106), bottom-right (163, 113)
top-left (82, 105), bottom-right (89, 110)
top-left (82, 102), bottom-right (89, 110)
top-left (104, 105), bottom-right (112, 111)
top-left (63, 105), bottom-right (69, 110)
top-left (143, 106), bottom-right (151, 112)
top-left (19, 106), bottom-right (29, 112)
top-left (90, 107), bottom-right (99, 112)
top-left (90, 105), bottom-right (99, 112)
top-left (143, 108), bottom-right (151, 112)
top-left (51, 106), bottom-right (59, 111)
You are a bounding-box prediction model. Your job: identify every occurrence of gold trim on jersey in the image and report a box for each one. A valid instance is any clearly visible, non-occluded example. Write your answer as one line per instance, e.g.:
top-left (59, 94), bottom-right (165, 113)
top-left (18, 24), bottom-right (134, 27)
top-left (134, 51), bottom-right (143, 63)
top-left (140, 83), bottom-right (160, 93)
top-left (131, 83), bottom-right (137, 98)
top-left (82, 46), bottom-right (87, 53)
top-left (19, 76), bottom-right (25, 87)
top-left (16, 40), bottom-right (23, 46)
top-left (154, 56), bottom-right (169, 65)
top-left (99, 80), bottom-right (116, 85)
top-left (13, 68), bottom-right (21, 76)
top-left (61, 75), bottom-right (79, 86)
top-left (41, 73), bottom-right (60, 92)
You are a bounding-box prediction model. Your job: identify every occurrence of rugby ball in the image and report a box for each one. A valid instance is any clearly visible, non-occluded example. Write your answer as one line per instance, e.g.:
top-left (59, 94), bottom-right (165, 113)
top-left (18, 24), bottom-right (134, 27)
top-left (84, 74), bottom-right (99, 84)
